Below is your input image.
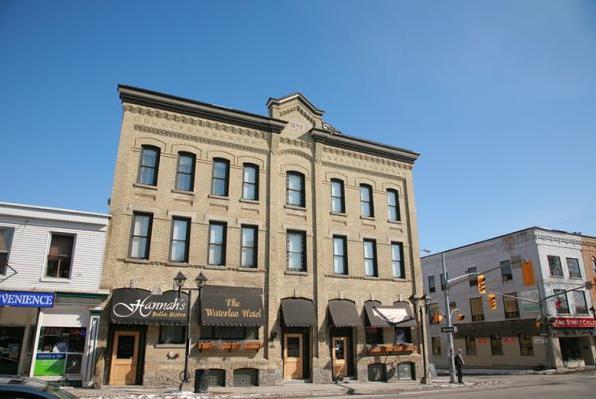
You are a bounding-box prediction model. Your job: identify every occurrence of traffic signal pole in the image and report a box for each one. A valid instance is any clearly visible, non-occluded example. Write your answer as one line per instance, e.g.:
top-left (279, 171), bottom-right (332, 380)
top-left (441, 252), bottom-right (456, 384)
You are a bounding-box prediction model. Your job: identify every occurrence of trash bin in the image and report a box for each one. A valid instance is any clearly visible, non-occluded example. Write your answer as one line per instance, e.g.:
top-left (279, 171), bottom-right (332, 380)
top-left (194, 369), bottom-right (209, 393)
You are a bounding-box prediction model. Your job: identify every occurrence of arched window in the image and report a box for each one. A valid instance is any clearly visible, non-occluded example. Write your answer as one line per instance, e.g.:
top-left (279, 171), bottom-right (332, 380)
top-left (330, 179), bottom-right (345, 213)
top-left (137, 145), bottom-right (160, 186)
top-left (287, 171), bottom-right (305, 207)
top-left (387, 189), bottom-right (400, 221)
top-left (360, 184), bottom-right (374, 217)
top-left (242, 163), bottom-right (259, 200)
top-left (211, 158), bottom-right (230, 196)
top-left (175, 152), bottom-right (196, 191)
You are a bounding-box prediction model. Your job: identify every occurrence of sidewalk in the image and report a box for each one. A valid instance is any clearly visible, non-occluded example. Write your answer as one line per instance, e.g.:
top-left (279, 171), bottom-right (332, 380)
top-left (67, 377), bottom-right (504, 399)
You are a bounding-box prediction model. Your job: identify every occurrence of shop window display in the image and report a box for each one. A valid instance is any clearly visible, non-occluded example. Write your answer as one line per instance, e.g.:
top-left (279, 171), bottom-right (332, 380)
top-left (34, 327), bottom-right (86, 377)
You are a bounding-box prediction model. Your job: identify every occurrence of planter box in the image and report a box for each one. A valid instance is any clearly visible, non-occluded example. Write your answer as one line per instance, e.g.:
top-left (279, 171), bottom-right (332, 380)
top-left (369, 346), bottom-right (386, 354)
top-left (243, 341), bottom-right (262, 350)
top-left (197, 342), bottom-right (215, 351)
top-left (220, 342), bottom-right (242, 351)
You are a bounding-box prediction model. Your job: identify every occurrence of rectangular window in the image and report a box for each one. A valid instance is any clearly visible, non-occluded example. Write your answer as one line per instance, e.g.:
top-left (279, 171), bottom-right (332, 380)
top-left (468, 267), bottom-right (478, 286)
top-left (365, 327), bottom-right (383, 345)
top-left (428, 303), bottom-right (440, 324)
top-left (200, 326), bottom-right (258, 340)
top-left (500, 260), bottom-right (513, 282)
top-left (566, 258), bottom-right (582, 278)
top-left (333, 235), bottom-right (348, 275)
top-left (387, 189), bottom-right (400, 221)
top-left (170, 217), bottom-right (190, 263)
top-left (503, 293), bottom-right (520, 319)
top-left (428, 275), bottom-right (436, 293)
top-left (431, 336), bottom-right (441, 356)
top-left (330, 179), bottom-right (345, 213)
top-left (465, 336), bottom-right (477, 356)
top-left (130, 212), bottom-right (152, 259)
top-left (553, 289), bottom-right (570, 314)
top-left (363, 239), bottom-right (378, 277)
top-left (0, 228), bottom-right (14, 275)
top-left (46, 234), bottom-right (74, 279)
top-left (470, 297), bottom-right (484, 321)
top-left (240, 225), bottom-right (257, 268)
top-left (360, 184), bottom-right (374, 217)
top-left (519, 334), bottom-right (534, 356)
top-left (158, 325), bottom-right (186, 345)
top-left (394, 327), bottom-right (412, 344)
top-left (391, 242), bottom-right (405, 278)
top-left (287, 230), bottom-right (306, 272)
top-left (242, 163), bottom-right (259, 200)
top-left (548, 255), bottom-right (563, 277)
top-left (573, 291), bottom-right (588, 314)
top-left (449, 301), bottom-right (457, 311)
top-left (175, 152), bottom-right (195, 191)
top-left (208, 222), bottom-right (227, 266)
top-left (287, 172), bottom-right (305, 207)
top-left (137, 145), bottom-right (160, 186)
top-left (211, 158), bottom-right (230, 196)
top-left (490, 335), bottom-right (503, 356)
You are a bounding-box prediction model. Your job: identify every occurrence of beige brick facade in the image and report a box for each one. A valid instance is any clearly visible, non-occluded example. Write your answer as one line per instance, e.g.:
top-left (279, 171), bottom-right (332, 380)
top-left (95, 86), bottom-right (426, 386)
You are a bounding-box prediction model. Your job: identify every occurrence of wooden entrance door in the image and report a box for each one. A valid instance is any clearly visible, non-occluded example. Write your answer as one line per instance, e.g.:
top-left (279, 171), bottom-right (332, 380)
top-left (283, 333), bottom-right (303, 379)
top-left (109, 331), bottom-right (139, 385)
top-left (332, 336), bottom-right (349, 379)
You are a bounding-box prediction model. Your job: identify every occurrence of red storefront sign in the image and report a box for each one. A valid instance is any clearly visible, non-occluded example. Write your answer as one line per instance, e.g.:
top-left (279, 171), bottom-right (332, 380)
top-left (551, 317), bottom-right (596, 328)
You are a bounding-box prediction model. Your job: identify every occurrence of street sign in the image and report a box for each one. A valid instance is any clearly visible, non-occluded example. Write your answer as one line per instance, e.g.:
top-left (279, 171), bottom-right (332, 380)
top-left (441, 326), bottom-right (457, 333)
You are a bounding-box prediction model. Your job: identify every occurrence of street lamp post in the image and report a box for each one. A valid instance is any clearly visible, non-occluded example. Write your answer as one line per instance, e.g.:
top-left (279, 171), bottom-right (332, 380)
top-left (410, 294), bottom-right (431, 384)
top-left (174, 271), bottom-right (208, 386)
top-left (441, 253), bottom-right (457, 384)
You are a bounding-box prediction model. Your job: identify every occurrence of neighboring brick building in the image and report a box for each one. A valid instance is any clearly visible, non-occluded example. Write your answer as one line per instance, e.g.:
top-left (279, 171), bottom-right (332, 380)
top-left (95, 86), bottom-right (426, 387)
top-left (580, 236), bottom-right (596, 318)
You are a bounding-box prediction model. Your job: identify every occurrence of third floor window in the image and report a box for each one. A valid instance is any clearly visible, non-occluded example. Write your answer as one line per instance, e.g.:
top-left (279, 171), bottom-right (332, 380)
top-left (360, 184), bottom-right (374, 217)
top-left (287, 172), bottom-right (305, 207)
top-left (500, 260), bottom-right (513, 282)
top-left (387, 189), bottom-right (400, 221)
top-left (330, 179), bottom-right (345, 213)
top-left (470, 297), bottom-right (484, 321)
top-left (211, 158), bottom-right (230, 196)
top-left (175, 152), bottom-right (196, 192)
top-left (242, 164), bottom-right (259, 201)
top-left (137, 145), bottom-right (160, 186)
top-left (548, 255), bottom-right (563, 277)
top-left (0, 228), bottom-right (14, 275)
top-left (566, 257), bottom-right (582, 278)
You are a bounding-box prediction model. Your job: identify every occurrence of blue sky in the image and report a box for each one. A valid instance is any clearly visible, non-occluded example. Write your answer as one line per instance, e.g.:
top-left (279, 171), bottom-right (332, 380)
top-left (1, 1), bottom-right (595, 252)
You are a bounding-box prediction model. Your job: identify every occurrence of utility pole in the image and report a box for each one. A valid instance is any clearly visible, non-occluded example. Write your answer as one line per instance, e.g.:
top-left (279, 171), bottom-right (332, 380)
top-left (441, 252), bottom-right (456, 383)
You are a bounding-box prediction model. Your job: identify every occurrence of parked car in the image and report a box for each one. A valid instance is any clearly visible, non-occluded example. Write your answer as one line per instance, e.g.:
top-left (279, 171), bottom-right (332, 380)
top-left (0, 376), bottom-right (78, 398)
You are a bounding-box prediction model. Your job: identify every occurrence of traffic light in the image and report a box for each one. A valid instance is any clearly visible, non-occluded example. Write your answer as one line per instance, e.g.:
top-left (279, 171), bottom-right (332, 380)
top-left (432, 313), bottom-right (443, 324)
top-left (522, 260), bottom-right (535, 287)
top-left (478, 274), bottom-right (486, 294)
top-left (455, 313), bottom-right (465, 321)
top-left (488, 294), bottom-right (497, 311)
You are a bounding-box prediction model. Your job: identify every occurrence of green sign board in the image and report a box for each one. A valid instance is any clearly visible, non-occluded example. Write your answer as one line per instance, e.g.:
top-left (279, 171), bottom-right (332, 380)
top-left (34, 353), bottom-right (66, 376)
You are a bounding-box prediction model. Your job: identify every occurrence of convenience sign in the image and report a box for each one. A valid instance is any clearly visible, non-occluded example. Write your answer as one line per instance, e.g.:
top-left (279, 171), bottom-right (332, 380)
top-left (0, 290), bottom-right (55, 307)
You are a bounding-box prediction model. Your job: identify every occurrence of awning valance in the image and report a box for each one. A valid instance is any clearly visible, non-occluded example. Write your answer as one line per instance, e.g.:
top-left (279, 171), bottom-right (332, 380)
top-left (200, 285), bottom-right (265, 327)
top-left (372, 302), bottom-right (416, 327)
top-left (111, 288), bottom-right (188, 325)
top-left (364, 300), bottom-right (391, 328)
top-left (281, 298), bottom-right (315, 327)
top-left (328, 299), bottom-right (361, 327)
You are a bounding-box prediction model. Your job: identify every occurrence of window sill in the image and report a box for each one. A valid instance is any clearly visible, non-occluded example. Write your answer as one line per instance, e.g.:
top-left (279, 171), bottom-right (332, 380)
top-left (392, 277), bottom-right (408, 282)
top-left (126, 258), bottom-right (150, 264)
top-left (39, 277), bottom-right (71, 283)
top-left (360, 216), bottom-right (375, 221)
top-left (133, 183), bottom-right (157, 190)
top-left (208, 194), bottom-right (229, 200)
top-left (330, 212), bottom-right (347, 217)
top-left (387, 219), bottom-right (402, 224)
top-left (332, 273), bottom-right (350, 278)
top-left (205, 264), bottom-right (226, 270)
top-left (363, 276), bottom-right (379, 280)
top-left (166, 261), bottom-right (190, 267)
top-left (154, 343), bottom-right (185, 349)
top-left (171, 189), bottom-right (195, 196)
top-left (240, 199), bottom-right (260, 205)
top-left (237, 267), bottom-right (260, 272)
top-left (285, 270), bottom-right (308, 276)
top-left (284, 205), bottom-right (306, 211)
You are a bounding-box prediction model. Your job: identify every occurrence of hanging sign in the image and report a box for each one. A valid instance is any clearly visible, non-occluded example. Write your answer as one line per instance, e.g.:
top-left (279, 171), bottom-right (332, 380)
top-left (110, 288), bottom-right (188, 325)
top-left (0, 290), bottom-right (55, 308)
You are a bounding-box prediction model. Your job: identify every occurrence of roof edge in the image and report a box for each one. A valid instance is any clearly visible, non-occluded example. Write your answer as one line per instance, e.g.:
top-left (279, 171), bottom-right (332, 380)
top-left (266, 92), bottom-right (325, 116)
top-left (0, 201), bottom-right (109, 219)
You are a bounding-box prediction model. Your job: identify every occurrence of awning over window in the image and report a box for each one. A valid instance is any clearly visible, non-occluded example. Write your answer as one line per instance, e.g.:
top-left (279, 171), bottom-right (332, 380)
top-left (328, 299), bottom-right (362, 327)
top-left (364, 300), bottom-right (391, 328)
top-left (200, 285), bottom-right (265, 327)
top-left (111, 288), bottom-right (188, 325)
top-left (281, 298), bottom-right (315, 327)
top-left (372, 302), bottom-right (416, 327)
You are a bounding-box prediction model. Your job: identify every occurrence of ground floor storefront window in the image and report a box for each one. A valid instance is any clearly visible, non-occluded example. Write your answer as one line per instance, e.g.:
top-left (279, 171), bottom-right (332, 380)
top-left (519, 334), bottom-right (534, 356)
top-left (34, 327), bottom-right (86, 377)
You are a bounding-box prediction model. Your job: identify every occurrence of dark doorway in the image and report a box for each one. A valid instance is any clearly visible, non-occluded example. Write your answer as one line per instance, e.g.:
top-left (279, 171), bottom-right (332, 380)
top-left (0, 327), bottom-right (24, 375)
top-left (559, 337), bottom-right (581, 361)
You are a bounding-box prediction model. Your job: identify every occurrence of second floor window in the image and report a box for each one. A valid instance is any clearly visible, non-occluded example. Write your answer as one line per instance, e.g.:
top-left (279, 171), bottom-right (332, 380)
top-left (573, 291), bottom-right (588, 314)
top-left (208, 222), bottom-right (226, 266)
top-left (137, 145), bottom-right (160, 186)
top-left (500, 260), bottom-right (513, 282)
top-left (391, 242), bottom-right (405, 278)
top-left (333, 235), bottom-right (348, 275)
top-left (170, 217), bottom-right (190, 263)
top-left (330, 179), bottom-right (345, 213)
top-left (242, 164), bottom-right (259, 200)
top-left (470, 297), bottom-right (484, 321)
top-left (46, 234), bottom-right (74, 279)
top-left (387, 189), bottom-right (400, 221)
top-left (0, 228), bottom-right (14, 275)
top-left (553, 289), bottom-right (569, 314)
top-left (130, 212), bottom-right (152, 259)
top-left (241, 225), bottom-right (257, 268)
top-left (211, 159), bottom-right (230, 196)
top-left (548, 255), bottom-right (563, 277)
top-left (287, 230), bottom-right (306, 272)
top-left (503, 293), bottom-right (520, 318)
top-left (287, 172), bottom-right (305, 207)
top-left (363, 239), bottom-right (377, 277)
top-left (429, 303), bottom-right (440, 324)
top-left (468, 267), bottom-right (478, 286)
top-left (566, 257), bottom-right (582, 278)
top-left (360, 184), bottom-right (374, 217)
top-left (175, 153), bottom-right (195, 191)
top-left (428, 275), bottom-right (436, 293)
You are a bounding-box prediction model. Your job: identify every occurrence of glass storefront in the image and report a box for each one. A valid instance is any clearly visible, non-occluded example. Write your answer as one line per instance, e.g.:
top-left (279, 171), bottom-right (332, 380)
top-left (34, 327), bottom-right (86, 377)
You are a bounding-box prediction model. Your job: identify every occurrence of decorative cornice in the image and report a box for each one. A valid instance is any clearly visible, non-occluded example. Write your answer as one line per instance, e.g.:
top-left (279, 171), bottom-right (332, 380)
top-left (535, 232), bottom-right (583, 247)
top-left (312, 128), bottom-right (419, 164)
top-left (119, 85), bottom-right (287, 134)
top-left (279, 105), bottom-right (317, 127)
top-left (134, 124), bottom-right (269, 155)
top-left (279, 136), bottom-right (312, 149)
top-left (322, 146), bottom-right (411, 170)
top-left (321, 161), bottom-right (405, 181)
top-left (267, 92), bottom-right (324, 116)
